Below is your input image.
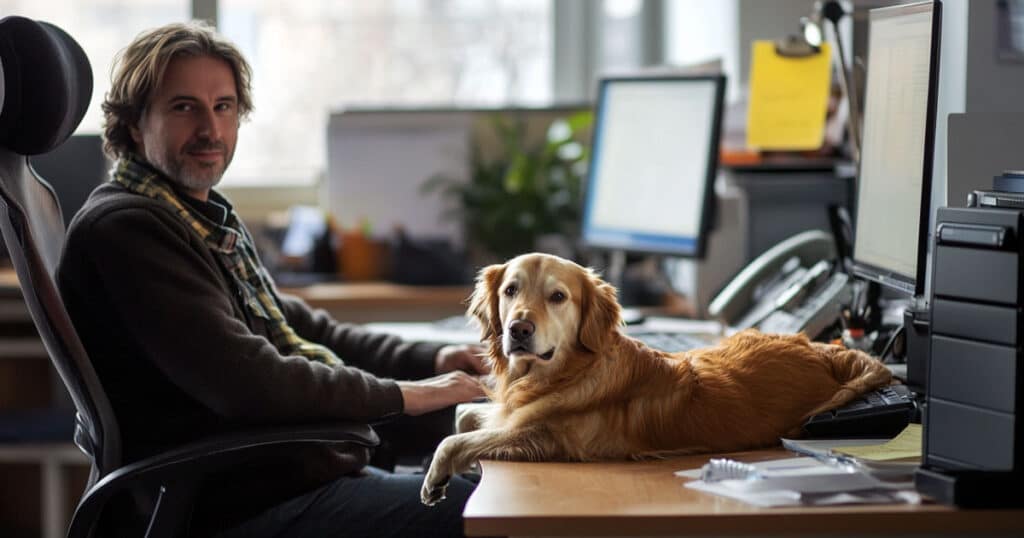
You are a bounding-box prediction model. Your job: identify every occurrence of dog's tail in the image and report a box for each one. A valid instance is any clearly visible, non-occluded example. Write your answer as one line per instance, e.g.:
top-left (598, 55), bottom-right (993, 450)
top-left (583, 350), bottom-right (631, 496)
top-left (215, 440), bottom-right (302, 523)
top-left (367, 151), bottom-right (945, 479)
top-left (803, 344), bottom-right (893, 420)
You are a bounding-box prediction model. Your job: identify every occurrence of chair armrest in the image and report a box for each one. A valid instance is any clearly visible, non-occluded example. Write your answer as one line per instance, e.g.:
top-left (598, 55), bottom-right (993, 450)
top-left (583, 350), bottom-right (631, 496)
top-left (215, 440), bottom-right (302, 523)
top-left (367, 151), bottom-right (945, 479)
top-left (68, 421), bottom-right (378, 538)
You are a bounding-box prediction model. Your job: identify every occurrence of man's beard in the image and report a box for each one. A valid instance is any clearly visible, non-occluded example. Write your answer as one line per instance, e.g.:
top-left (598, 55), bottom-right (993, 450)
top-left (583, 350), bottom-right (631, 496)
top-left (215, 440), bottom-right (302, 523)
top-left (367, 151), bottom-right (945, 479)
top-left (147, 139), bottom-right (233, 193)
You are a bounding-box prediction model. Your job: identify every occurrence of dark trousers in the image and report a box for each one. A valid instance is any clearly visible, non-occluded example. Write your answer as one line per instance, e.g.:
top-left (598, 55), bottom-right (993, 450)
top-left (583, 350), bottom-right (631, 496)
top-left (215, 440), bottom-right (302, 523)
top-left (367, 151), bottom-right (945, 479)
top-left (371, 406), bottom-right (456, 471)
top-left (216, 408), bottom-right (472, 538)
top-left (215, 466), bottom-right (476, 538)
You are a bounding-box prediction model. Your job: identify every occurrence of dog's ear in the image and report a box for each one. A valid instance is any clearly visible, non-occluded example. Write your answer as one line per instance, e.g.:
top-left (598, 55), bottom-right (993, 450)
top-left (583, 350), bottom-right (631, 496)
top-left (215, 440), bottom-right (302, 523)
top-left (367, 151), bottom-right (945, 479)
top-left (578, 268), bottom-right (622, 353)
top-left (467, 263), bottom-right (506, 342)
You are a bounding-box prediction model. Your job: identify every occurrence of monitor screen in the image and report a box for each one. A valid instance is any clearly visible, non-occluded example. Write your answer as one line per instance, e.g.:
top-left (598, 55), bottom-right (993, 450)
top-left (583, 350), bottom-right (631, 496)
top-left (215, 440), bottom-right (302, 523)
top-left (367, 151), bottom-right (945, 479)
top-left (581, 75), bottom-right (725, 258)
top-left (851, 0), bottom-right (942, 296)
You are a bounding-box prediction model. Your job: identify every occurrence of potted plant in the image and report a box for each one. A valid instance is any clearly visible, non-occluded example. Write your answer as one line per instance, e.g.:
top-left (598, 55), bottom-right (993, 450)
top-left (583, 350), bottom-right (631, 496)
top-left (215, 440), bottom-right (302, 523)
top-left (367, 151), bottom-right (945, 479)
top-left (422, 110), bottom-right (593, 263)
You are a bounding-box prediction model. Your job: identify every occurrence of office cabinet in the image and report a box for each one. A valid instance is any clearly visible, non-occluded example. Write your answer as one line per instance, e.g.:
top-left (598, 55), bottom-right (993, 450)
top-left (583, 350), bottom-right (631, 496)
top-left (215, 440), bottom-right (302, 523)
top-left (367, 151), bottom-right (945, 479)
top-left (931, 298), bottom-right (1020, 346)
top-left (917, 206), bottom-right (1024, 506)
top-left (929, 335), bottom-right (1018, 413)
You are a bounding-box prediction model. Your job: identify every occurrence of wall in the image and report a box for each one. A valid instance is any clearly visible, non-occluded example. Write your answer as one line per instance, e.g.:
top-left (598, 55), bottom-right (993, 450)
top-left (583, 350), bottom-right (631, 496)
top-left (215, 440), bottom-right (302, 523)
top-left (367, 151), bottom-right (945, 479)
top-left (932, 0), bottom-right (969, 212)
top-left (967, 0), bottom-right (1024, 114)
top-left (737, 0), bottom-right (816, 89)
top-left (665, 0), bottom-right (740, 100)
top-left (219, 183), bottom-right (320, 224)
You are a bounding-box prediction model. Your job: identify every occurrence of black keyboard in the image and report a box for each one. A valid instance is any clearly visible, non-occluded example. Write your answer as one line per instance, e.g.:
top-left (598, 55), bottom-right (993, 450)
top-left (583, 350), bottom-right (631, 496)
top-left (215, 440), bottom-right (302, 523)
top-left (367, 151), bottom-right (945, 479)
top-left (631, 332), bottom-right (709, 353)
top-left (802, 384), bottom-right (918, 438)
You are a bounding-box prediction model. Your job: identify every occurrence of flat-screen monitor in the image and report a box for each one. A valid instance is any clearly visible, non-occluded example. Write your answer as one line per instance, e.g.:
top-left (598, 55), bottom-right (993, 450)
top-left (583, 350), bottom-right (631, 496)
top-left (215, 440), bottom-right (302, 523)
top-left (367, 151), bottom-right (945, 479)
top-left (851, 0), bottom-right (942, 297)
top-left (581, 74), bottom-right (726, 258)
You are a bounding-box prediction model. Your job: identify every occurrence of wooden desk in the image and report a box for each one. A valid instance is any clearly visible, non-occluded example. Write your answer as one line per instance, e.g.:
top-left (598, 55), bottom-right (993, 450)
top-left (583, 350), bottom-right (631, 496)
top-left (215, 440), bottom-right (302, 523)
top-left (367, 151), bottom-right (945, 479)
top-left (464, 449), bottom-right (1024, 537)
top-left (0, 268), bottom-right (17, 289)
top-left (280, 281), bottom-right (471, 323)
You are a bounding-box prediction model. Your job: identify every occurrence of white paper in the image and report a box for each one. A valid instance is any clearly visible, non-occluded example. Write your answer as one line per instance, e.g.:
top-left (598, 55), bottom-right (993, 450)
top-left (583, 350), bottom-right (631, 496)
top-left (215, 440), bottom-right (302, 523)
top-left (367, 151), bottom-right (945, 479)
top-left (675, 456), bottom-right (829, 479)
top-left (781, 437), bottom-right (920, 476)
top-left (678, 456), bottom-right (917, 507)
top-left (781, 438), bottom-right (891, 459)
top-left (686, 480), bottom-right (920, 508)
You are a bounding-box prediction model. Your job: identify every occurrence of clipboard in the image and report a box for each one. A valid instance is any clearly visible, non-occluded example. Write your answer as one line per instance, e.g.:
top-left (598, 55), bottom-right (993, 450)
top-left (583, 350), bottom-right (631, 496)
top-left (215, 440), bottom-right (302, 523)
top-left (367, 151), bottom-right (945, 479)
top-left (747, 40), bottom-right (833, 151)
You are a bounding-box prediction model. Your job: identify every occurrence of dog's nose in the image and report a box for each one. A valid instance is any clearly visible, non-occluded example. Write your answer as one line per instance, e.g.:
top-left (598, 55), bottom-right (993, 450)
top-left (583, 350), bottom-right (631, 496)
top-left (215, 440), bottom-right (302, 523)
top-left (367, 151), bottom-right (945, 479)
top-left (508, 319), bottom-right (535, 342)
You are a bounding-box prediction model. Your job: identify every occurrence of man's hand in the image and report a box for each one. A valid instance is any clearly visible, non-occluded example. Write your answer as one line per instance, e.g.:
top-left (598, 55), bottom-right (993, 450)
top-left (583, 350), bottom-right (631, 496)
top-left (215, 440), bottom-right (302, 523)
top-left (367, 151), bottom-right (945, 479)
top-left (398, 371), bottom-right (485, 416)
top-left (434, 344), bottom-right (489, 375)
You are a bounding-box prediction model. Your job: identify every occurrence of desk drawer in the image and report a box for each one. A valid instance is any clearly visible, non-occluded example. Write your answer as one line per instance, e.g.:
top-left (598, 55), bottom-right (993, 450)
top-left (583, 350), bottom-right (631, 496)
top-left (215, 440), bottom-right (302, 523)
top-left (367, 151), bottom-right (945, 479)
top-left (929, 335), bottom-right (1018, 412)
top-left (934, 246), bottom-right (1018, 304)
top-left (926, 399), bottom-right (1016, 471)
top-left (932, 299), bottom-right (1020, 346)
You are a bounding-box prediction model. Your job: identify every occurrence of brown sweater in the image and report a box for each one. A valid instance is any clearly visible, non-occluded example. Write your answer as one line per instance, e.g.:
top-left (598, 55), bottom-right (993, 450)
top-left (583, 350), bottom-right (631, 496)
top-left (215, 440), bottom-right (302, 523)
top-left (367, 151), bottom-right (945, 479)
top-left (57, 181), bottom-right (442, 532)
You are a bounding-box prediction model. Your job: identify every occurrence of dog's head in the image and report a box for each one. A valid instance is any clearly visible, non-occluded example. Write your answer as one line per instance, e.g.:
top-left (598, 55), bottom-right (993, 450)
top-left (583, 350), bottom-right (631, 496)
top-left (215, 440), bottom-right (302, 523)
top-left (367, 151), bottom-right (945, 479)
top-left (468, 252), bottom-right (622, 382)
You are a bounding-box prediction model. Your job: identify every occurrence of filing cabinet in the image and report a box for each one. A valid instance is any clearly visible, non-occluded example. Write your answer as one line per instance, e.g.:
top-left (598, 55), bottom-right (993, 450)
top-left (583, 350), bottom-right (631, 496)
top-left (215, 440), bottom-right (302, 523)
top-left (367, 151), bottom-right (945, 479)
top-left (915, 206), bottom-right (1024, 506)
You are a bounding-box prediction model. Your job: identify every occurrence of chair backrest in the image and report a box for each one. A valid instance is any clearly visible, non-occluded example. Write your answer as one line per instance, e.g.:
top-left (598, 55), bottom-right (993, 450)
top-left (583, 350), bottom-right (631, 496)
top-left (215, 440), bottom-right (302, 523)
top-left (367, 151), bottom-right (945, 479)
top-left (0, 16), bottom-right (122, 477)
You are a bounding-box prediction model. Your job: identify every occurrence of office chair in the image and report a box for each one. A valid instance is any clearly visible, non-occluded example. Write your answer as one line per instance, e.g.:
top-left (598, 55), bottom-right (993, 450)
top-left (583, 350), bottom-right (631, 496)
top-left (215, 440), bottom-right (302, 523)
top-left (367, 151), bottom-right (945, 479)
top-left (0, 16), bottom-right (379, 537)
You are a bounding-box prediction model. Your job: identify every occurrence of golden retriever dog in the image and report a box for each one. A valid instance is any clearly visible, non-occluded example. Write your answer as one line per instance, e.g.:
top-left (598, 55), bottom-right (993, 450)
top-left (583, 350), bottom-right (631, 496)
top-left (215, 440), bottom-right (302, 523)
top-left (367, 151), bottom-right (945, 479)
top-left (421, 253), bottom-right (892, 505)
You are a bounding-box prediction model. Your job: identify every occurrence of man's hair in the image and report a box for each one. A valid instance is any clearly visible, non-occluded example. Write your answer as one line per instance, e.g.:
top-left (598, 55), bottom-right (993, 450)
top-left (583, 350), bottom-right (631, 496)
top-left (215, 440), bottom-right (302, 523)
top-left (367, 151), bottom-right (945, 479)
top-left (102, 20), bottom-right (253, 159)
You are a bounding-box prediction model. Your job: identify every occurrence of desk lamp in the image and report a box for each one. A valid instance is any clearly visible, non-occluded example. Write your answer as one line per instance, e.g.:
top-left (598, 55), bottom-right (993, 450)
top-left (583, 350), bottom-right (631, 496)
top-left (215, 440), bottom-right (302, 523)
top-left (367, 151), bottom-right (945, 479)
top-left (801, 1), bottom-right (861, 163)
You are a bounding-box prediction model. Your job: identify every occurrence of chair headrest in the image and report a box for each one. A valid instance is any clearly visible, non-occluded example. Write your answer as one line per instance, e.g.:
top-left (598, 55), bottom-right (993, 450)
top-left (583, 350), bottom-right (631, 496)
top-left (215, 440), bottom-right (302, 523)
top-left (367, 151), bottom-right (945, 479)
top-left (0, 16), bottom-right (92, 156)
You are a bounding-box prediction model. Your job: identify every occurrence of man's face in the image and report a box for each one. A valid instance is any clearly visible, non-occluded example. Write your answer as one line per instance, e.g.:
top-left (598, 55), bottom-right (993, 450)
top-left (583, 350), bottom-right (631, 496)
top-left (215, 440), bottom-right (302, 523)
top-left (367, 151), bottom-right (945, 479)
top-left (131, 54), bottom-right (239, 200)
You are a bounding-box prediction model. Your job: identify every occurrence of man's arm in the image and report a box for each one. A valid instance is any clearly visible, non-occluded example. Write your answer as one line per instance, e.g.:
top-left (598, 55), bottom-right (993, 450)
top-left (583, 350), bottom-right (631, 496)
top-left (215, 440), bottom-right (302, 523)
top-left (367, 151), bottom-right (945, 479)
top-left (276, 293), bottom-right (440, 380)
top-left (73, 205), bottom-right (406, 423)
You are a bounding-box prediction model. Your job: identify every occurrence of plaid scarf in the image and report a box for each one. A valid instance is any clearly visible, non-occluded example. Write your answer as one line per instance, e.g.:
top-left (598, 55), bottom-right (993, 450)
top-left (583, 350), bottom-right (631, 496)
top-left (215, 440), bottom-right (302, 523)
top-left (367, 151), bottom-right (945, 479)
top-left (112, 155), bottom-right (341, 366)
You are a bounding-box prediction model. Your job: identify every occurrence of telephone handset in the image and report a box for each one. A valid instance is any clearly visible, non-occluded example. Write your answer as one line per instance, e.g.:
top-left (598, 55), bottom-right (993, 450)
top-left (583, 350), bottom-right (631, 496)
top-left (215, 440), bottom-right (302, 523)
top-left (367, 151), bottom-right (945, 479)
top-left (707, 230), bottom-right (849, 338)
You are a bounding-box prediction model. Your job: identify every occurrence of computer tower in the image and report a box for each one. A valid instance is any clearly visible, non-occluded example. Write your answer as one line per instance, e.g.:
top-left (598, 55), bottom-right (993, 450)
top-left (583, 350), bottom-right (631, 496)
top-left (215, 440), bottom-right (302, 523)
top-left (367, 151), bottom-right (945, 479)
top-left (915, 206), bottom-right (1024, 507)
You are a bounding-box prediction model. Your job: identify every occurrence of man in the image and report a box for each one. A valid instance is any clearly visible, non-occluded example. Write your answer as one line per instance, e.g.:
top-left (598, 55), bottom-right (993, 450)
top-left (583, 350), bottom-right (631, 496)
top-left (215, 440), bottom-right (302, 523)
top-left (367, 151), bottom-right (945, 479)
top-left (58, 21), bottom-right (485, 537)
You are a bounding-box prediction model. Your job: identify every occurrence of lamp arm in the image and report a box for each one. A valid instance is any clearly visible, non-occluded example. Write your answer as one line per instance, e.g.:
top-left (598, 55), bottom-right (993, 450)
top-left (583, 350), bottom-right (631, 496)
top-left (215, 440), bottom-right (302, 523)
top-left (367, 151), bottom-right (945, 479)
top-left (831, 19), bottom-right (862, 164)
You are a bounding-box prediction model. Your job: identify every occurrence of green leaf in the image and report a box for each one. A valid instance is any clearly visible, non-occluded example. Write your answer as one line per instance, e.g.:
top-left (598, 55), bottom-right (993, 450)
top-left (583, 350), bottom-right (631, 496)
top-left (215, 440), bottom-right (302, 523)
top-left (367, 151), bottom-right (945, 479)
top-left (417, 110), bottom-right (593, 259)
top-left (565, 110), bottom-right (594, 134)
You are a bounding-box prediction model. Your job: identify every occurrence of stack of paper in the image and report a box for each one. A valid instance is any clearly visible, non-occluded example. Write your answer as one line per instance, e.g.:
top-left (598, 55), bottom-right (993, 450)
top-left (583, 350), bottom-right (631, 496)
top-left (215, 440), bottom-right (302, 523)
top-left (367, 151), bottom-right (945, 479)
top-left (783, 424), bottom-right (922, 475)
top-left (678, 456), bottom-right (918, 507)
top-left (832, 424), bottom-right (923, 462)
top-left (678, 425), bottom-right (924, 507)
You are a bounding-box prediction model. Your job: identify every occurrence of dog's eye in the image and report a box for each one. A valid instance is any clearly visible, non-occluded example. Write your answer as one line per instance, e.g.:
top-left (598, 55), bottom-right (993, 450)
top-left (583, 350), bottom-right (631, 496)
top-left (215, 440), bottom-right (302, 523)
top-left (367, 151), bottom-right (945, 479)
top-left (504, 284), bottom-right (517, 297)
top-left (549, 291), bottom-right (567, 303)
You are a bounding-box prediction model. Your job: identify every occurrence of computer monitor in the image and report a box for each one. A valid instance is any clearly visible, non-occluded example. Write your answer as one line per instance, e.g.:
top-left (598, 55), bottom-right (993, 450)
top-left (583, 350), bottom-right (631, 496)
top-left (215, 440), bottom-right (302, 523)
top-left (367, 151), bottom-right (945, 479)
top-left (581, 74), bottom-right (726, 258)
top-left (851, 0), bottom-right (942, 297)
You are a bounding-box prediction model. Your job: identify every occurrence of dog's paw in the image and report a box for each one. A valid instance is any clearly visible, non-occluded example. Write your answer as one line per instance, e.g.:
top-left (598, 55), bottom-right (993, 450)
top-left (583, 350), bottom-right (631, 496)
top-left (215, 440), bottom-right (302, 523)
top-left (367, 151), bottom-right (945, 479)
top-left (422, 433), bottom-right (473, 505)
top-left (456, 403), bottom-right (496, 433)
top-left (420, 473), bottom-right (451, 506)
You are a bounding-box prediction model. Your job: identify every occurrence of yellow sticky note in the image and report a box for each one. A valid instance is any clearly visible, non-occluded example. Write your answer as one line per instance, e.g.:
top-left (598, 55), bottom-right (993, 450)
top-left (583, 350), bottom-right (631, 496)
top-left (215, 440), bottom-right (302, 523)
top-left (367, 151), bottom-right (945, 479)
top-left (833, 423), bottom-right (923, 462)
top-left (747, 41), bottom-right (832, 150)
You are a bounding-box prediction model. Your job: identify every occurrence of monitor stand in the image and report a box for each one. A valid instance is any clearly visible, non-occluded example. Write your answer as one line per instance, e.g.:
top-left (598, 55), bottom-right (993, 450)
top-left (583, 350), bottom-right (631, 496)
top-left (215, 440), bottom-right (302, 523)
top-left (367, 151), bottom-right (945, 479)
top-left (590, 188), bottom-right (751, 321)
top-left (597, 250), bottom-right (681, 325)
top-left (599, 251), bottom-right (638, 324)
top-left (663, 190), bottom-right (746, 319)
top-left (605, 250), bottom-right (628, 294)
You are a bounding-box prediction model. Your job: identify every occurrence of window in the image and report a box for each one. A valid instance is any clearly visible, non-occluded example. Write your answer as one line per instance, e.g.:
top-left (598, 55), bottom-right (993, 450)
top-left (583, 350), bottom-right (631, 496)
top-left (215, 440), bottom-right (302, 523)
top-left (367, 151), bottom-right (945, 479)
top-left (602, 0), bottom-right (645, 70)
top-left (665, 0), bottom-right (739, 101)
top-left (218, 0), bottom-right (552, 186)
top-left (0, 0), bottom-right (190, 136)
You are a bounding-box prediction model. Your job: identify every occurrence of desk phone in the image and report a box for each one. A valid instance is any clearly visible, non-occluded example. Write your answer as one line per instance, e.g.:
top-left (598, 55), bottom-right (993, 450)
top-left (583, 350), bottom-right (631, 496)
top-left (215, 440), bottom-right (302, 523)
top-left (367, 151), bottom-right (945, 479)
top-left (708, 231), bottom-right (848, 340)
